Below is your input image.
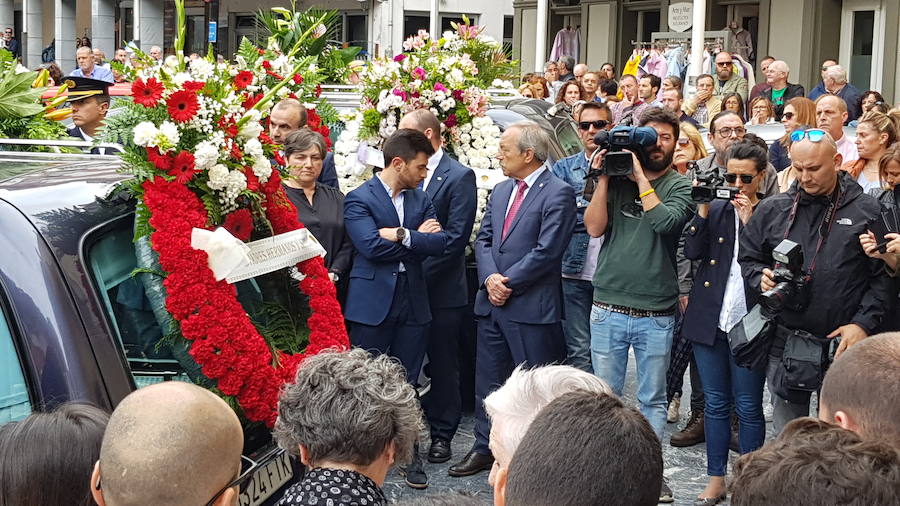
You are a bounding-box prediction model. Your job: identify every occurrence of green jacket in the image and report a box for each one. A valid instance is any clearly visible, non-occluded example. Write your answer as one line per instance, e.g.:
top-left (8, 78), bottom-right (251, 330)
top-left (714, 75), bottom-right (749, 103)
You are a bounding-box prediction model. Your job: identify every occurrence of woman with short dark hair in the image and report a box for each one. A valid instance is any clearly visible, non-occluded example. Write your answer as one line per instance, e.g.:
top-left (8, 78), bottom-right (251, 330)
top-left (281, 128), bottom-right (353, 295)
top-left (273, 349), bottom-right (422, 506)
top-left (0, 403), bottom-right (109, 506)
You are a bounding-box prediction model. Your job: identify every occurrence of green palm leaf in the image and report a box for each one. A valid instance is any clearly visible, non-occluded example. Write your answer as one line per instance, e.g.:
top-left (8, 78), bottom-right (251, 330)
top-left (0, 68), bottom-right (45, 118)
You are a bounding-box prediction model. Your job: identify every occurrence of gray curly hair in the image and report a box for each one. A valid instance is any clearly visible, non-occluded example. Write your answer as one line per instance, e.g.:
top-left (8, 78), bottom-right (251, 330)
top-left (273, 349), bottom-right (422, 466)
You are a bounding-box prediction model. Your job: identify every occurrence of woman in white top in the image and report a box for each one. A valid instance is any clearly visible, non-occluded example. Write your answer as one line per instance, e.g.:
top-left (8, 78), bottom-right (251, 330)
top-left (843, 111), bottom-right (898, 193)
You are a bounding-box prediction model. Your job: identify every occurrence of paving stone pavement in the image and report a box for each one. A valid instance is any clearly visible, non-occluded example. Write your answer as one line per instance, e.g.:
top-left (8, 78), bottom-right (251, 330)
top-left (384, 352), bottom-right (800, 505)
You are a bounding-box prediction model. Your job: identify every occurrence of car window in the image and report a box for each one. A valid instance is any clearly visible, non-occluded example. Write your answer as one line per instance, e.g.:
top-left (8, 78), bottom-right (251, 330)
top-left (0, 300), bottom-right (31, 423)
top-left (85, 221), bottom-right (191, 388)
top-left (555, 122), bottom-right (584, 159)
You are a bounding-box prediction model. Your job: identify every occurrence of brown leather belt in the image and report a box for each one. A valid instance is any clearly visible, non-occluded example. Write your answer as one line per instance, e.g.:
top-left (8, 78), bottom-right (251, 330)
top-left (592, 302), bottom-right (675, 318)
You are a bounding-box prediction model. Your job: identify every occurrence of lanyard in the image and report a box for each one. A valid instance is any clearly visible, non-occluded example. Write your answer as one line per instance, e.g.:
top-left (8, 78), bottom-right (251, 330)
top-left (782, 184), bottom-right (842, 273)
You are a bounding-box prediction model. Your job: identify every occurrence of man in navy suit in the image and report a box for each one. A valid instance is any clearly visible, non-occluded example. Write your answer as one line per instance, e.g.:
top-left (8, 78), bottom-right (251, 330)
top-left (398, 109), bottom-right (477, 464)
top-left (449, 121), bottom-right (576, 477)
top-left (269, 99), bottom-right (339, 188)
top-left (343, 128), bottom-right (448, 488)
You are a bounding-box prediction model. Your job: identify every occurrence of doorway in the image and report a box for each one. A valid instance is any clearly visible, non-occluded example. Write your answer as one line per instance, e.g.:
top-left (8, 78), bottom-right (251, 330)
top-left (840, 0), bottom-right (884, 92)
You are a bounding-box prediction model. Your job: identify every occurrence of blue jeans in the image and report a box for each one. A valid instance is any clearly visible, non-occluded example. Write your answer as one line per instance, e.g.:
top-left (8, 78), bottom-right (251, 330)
top-left (590, 305), bottom-right (674, 440)
top-left (561, 278), bottom-right (593, 372)
top-left (692, 330), bottom-right (766, 476)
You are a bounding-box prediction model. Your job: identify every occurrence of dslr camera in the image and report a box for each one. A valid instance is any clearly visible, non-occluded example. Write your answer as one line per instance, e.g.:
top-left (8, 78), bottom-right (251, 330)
top-left (691, 168), bottom-right (739, 203)
top-left (583, 126), bottom-right (657, 201)
top-left (759, 240), bottom-right (812, 314)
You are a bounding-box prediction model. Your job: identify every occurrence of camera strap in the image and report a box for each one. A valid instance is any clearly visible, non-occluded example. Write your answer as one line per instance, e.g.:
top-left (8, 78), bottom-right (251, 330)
top-left (783, 184), bottom-right (843, 273)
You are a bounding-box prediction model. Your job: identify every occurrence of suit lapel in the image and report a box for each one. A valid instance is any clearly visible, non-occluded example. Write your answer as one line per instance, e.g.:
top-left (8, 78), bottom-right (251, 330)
top-left (500, 170), bottom-right (550, 245)
top-left (426, 153), bottom-right (451, 198)
top-left (368, 177), bottom-right (402, 227)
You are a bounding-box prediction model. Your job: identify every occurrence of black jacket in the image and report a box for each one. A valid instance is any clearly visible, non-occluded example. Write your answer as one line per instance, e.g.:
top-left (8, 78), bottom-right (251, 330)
top-left (761, 83), bottom-right (805, 121)
top-left (739, 171), bottom-right (891, 337)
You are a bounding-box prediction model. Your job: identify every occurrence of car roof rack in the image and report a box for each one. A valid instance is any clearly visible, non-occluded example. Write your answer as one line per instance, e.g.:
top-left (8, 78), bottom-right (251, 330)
top-left (0, 138), bottom-right (125, 161)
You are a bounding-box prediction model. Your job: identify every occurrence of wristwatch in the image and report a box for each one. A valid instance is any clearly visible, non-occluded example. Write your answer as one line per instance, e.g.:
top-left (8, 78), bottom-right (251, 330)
top-left (396, 227), bottom-right (407, 243)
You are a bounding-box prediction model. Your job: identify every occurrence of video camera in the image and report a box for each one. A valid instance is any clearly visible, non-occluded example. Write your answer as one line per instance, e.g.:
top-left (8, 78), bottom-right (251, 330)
top-left (691, 168), bottom-right (739, 203)
top-left (759, 240), bottom-right (811, 314)
top-left (583, 126), bottom-right (657, 201)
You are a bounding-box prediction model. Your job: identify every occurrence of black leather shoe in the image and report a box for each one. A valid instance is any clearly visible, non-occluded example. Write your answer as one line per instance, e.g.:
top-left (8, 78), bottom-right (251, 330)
top-left (428, 438), bottom-right (452, 463)
top-left (448, 451), bottom-right (494, 477)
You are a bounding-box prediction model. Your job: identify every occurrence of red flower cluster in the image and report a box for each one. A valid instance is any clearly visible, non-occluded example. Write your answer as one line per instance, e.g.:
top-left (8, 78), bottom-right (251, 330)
top-left (132, 78), bottom-right (164, 108)
top-left (143, 172), bottom-right (348, 426)
top-left (168, 90), bottom-right (200, 123)
top-left (234, 71), bottom-right (254, 90)
top-left (306, 109), bottom-right (332, 149)
top-left (223, 208), bottom-right (253, 241)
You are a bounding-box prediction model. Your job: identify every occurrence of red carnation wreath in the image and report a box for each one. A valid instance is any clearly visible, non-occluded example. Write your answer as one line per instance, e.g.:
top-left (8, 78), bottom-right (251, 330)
top-left (142, 169), bottom-right (348, 427)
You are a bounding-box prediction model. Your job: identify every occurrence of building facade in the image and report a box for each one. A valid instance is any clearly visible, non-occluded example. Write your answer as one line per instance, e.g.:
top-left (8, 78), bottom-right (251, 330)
top-left (513, 0), bottom-right (900, 103)
top-left (1, 0), bottom-right (512, 76)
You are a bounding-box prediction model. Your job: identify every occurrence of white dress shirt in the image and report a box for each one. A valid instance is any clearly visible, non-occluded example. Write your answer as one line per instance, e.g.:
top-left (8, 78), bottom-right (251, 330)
top-left (505, 164), bottom-right (548, 217)
top-left (836, 134), bottom-right (859, 164)
top-left (423, 147), bottom-right (444, 191)
top-left (718, 210), bottom-right (748, 332)
top-left (377, 174), bottom-right (412, 272)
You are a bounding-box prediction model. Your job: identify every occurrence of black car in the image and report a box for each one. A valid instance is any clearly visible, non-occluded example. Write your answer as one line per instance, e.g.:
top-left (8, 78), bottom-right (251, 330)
top-left (0, 145), bottom-right (297, 506)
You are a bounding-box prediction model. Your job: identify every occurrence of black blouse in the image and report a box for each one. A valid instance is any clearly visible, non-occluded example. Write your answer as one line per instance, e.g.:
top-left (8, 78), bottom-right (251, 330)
top-left (276, 468), bottom-right (386, 506)
top-left (283, 183), bottom-right (354, 275)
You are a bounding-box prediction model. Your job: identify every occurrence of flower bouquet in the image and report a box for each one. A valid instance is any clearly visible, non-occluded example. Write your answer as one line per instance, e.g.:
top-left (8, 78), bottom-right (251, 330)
top-left (334, 19), bottom-right (516, 196)
top-left (101, 0), bottom-right (348, 427)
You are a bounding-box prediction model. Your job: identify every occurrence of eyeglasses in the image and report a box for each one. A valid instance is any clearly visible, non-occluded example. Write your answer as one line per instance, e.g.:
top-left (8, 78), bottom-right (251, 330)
top-left (724, 173), bottom-right (756, 184)
top-left (716, 61), bottom-right (734, 67)
top-left (790, 128), bottom-right (828, 143)
top-left (782, 112), bottom-right (795, 120)
top-left (579, 120), bottom-right (609, 130)
top-left (677, 138), bottom-right (690, 146)
top-left (205, 448), bottom-right (287, 506)
top-left (716, 127), bottom-right (746, 138)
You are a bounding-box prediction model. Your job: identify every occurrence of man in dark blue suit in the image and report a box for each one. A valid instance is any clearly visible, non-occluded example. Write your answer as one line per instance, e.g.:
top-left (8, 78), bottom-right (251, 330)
top-left (343, 128), bottom-right (448, 488)
top-left (449, 121), bottom-right (576, 477)
top-left (269, 99), bottom-right (339, 188)
top-left (64, 76), bottom-right (120, 155)
top-left (398, 109), bottom-right (477, 464)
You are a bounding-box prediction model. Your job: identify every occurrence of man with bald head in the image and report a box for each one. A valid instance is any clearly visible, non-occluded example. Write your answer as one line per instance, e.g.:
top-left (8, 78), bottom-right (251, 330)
top-left (269, 98), bottom-right (339, 188)
top-left (739, 130), bottom-right (890, 433)
top-left (760, 60), bottom-right (804, 120)
top-left (820, 332), bottom-right (900, 448)
top-left (90, 382), bottom-right (244, 506)
top-left (572, 63), bottom-right (588, 84)
top-left (816, 94), bottom-right (859, 163)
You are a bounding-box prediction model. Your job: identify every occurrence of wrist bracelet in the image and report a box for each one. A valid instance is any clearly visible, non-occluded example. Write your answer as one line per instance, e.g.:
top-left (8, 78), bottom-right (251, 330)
top-left (638, 188), bottom-right (655, 198)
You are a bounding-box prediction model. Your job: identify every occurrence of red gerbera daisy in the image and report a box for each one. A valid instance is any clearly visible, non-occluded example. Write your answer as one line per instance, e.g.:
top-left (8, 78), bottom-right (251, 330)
top-left (146, 146), bottom-right (172, 170)
top-left (132, 78), bottom-right (164, 108)
top-left (234, 71), bottom-right (254, 90)
top-left (222, 208), bottom-right (254, 242)
top-left (241, 93), bottom-right (263, 110)
top-left (184, 81), bottom-right (206, 92)
top-left (291, 73), bottom-right (303, 85)
top-left (167, 151), bottom-right (198, 184)
top-left (167, 90), bottom-right (199, 123)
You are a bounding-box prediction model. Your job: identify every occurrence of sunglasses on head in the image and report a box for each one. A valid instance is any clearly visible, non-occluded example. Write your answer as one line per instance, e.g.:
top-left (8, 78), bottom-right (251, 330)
top-left (790, 128), bottom-right (828, 143)
top-left (724, 173), bottom-right (755, 184)
top-left (579, 120), bottom-right (609, 130)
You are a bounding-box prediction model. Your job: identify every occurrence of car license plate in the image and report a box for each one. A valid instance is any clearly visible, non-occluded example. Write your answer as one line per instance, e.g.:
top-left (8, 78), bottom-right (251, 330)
top-left (239, 451), bottom-right (294, 506)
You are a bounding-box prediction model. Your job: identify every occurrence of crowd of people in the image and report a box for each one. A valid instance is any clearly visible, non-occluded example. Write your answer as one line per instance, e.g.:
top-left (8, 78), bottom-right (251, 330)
top-left (3, 36), bottom-right (900, 505)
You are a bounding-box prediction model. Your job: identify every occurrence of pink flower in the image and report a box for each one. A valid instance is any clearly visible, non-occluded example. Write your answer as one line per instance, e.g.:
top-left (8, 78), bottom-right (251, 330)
top-left (394, 54), bottom-right (407, 62)
top-left (452, 89), bottom-right (464, 101)
top-left (392, 88), bottom-right (409, 101)
top-left (433, 82), bottom-right (448, 92)
top-left (412, 67), bottom-right (426, 80)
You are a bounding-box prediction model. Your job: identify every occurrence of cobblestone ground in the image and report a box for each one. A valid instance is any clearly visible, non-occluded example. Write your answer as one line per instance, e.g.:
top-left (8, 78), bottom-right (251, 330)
top-left (384, 352), bottom-right (795, 505)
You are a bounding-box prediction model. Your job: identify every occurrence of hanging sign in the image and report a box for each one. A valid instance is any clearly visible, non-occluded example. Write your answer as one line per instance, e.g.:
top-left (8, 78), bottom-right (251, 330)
top-left (668, 3), bottom-right (693, 33)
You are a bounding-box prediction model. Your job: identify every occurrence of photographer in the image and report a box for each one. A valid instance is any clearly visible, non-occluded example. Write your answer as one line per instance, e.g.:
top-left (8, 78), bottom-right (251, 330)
top-left (738, 129), bottom-right (891, 433)
top-left (693, 111), bottom-right (780, 199)
top-left (584, 108), bottom-right (693, 503)
top-left (682, 141), bottom-right (769, 505)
